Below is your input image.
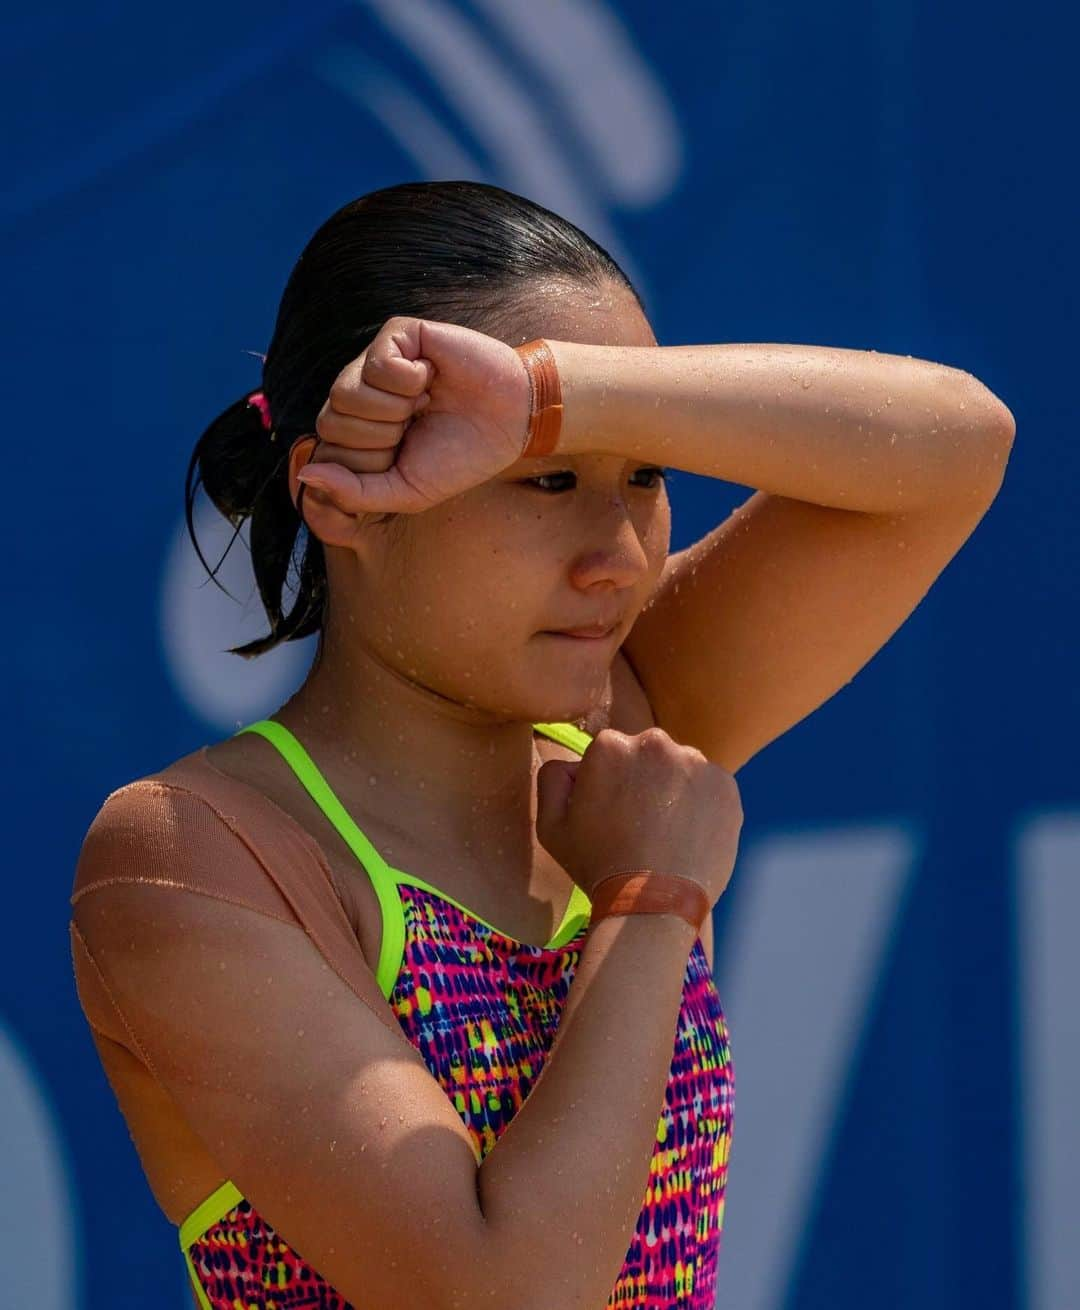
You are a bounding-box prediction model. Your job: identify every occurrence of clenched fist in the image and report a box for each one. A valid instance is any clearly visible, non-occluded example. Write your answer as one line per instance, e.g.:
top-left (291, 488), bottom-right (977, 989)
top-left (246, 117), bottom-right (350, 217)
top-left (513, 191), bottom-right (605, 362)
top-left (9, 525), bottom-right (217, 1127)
top-left (292, 317), bottom-right (534, 516)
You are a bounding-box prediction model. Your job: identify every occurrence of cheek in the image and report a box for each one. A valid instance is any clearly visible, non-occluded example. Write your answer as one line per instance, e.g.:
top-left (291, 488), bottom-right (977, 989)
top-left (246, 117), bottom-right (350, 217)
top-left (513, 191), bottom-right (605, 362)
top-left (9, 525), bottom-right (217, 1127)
top-left (426, 504), bottom-right (546, 587)
top-left (384, 523), bottom-right (534, 646)
top-left (625, 497), bottom-right (669, 584)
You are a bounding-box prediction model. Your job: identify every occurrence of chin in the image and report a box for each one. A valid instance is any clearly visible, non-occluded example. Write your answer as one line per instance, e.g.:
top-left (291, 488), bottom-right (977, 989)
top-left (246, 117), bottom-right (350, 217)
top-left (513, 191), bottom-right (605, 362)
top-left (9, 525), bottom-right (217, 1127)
top-left (532, 678), bottom-right (612, 729)
top-left (469, 646), bottom-right (614, 723)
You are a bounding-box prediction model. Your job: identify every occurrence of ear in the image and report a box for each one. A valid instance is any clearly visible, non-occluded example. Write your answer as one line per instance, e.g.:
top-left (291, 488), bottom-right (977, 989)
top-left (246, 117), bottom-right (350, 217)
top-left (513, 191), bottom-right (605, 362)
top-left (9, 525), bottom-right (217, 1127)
top-left (287, 435), bottom-right (363, 550)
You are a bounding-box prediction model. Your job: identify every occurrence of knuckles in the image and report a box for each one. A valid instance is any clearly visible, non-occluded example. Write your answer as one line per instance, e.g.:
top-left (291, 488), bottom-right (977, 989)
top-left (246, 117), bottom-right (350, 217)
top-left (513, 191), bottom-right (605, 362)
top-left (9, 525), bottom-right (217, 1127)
top-left (326, 382), bottom-right (353, 413)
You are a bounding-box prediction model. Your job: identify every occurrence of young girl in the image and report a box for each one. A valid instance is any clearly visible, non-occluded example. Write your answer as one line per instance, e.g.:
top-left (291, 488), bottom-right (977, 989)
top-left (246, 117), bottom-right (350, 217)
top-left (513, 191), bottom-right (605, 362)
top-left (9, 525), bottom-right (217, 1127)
top-left (69, 180), bottom-right (1013, 1310)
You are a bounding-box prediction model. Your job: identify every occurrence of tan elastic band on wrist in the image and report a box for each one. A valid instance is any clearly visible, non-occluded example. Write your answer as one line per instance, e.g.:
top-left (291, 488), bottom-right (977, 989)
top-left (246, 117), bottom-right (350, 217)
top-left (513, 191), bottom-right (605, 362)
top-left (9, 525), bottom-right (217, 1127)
top-left (514, 339), bottom-right (564, 458)
top-left (587, 870), bottom-right (711, 934)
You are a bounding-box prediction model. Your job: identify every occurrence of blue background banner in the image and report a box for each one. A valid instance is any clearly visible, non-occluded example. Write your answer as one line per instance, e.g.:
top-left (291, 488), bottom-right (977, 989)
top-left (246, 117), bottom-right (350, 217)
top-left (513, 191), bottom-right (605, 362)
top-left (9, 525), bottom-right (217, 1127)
top-left (5, 3), bottom-right (1073, 1308)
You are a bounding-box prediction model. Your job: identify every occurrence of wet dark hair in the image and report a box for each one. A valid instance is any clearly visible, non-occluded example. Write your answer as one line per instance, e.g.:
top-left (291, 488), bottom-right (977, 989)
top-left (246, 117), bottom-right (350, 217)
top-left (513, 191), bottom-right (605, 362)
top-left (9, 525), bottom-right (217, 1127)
top-left (185, 179), bottom-right (642, 658)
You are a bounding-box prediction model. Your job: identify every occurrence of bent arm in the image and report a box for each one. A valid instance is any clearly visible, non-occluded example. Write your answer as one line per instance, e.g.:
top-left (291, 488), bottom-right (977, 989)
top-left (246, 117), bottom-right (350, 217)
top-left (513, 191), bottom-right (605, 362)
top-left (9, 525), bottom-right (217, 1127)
top-left (545, 338), bottom-right (1015, 513)
top-left (70, 781), bottom-right (701, 1310)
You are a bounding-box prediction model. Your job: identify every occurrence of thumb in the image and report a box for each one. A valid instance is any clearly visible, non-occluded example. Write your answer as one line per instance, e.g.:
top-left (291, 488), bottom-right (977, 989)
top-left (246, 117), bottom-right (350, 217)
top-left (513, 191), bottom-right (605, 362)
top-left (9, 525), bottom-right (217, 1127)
top-left (297, 460), bottom-right (436, 516)
top-left (535, 758), bottom-right (578, 834)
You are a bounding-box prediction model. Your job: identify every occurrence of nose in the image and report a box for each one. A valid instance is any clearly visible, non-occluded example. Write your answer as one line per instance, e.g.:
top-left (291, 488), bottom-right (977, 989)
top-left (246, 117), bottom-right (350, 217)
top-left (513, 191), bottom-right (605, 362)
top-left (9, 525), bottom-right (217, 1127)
top-left (569, 491), bottom-right (654, 589)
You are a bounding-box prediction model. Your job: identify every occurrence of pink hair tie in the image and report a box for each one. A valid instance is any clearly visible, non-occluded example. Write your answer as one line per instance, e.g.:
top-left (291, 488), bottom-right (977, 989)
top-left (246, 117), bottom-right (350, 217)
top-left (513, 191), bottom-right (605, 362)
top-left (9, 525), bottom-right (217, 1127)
top-left (247, 389), bottom-right (273, 432)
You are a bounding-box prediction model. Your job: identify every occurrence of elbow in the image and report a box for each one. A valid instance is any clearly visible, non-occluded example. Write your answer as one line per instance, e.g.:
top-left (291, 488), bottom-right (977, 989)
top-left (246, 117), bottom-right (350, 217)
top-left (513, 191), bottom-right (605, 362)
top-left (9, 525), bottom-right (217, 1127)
top-left (951, 371), bottom-right (1016, 500)
top-left (983, 402), bottom-right (1016, 498)
top-left (978, 400), bottom-right (1016, 500)
top-left (958, 369), bottom-right (1017, 446)
top-left (984, 394), bottom-right (1017, 450)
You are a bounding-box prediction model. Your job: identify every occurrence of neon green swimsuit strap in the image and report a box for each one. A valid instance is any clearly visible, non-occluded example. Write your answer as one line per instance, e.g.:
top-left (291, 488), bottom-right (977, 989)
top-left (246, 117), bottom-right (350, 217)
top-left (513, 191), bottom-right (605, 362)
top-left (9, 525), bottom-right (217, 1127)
top-left (533, 720), bottom-right (594, 754)
top-left (234, 719), bottom-right (396, 877)
top-left (236, 716), bottom-right (593, 864)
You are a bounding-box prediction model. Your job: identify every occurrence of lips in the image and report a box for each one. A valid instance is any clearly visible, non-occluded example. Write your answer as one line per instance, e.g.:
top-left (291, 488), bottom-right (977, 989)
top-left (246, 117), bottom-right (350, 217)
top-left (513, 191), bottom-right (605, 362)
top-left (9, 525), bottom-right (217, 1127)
top-left (545, 622), bottom-right (619, 639)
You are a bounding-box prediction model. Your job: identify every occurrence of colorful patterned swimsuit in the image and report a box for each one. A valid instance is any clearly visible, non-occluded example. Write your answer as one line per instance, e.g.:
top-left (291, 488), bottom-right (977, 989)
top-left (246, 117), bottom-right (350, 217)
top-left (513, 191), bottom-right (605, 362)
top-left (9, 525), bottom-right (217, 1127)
top-left (180, 718), bottom-right (735, 1309)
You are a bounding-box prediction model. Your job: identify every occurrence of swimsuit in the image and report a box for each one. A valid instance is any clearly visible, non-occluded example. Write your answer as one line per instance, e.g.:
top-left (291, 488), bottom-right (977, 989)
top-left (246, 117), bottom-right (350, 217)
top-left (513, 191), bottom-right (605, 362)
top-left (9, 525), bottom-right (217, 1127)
top-left (70, 718), bottom-right (735, 1308)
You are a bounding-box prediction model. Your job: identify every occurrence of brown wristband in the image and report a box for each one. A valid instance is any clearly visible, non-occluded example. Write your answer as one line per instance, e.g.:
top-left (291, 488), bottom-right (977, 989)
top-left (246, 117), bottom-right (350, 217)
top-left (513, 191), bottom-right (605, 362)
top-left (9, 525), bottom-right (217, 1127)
top-left (587, 870), bottom-right (711, 935)
top-left (514, 338), bottom-right (564, 458)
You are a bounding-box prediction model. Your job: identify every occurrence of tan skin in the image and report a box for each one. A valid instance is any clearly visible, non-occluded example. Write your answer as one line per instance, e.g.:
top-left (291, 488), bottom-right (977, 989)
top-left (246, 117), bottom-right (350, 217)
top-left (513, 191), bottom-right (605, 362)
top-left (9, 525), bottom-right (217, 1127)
top-left (110, 277), bottom-right (1009, 1271)
top-left (204, 281), bottom-right (679, 964)
top-left (201, 268), bottom-right (1015, 973)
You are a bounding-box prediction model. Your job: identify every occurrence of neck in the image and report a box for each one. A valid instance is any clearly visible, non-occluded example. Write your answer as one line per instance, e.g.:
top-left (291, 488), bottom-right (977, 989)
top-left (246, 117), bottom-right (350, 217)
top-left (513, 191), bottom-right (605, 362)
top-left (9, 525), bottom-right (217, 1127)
top-left (273, 634), bottom-right (550, 857)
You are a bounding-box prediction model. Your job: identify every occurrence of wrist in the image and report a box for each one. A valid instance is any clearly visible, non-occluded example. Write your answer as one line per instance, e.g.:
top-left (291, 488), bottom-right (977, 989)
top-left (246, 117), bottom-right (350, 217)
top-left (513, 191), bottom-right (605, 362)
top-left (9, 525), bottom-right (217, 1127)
top-left (589, 870), bottom-right (711, 934)
top-left (584, 907), bottom-right (700, 952)
top-left (529, 340), bottom-right (660, 460)
top-left (514, 339), bottom-right (564, 458)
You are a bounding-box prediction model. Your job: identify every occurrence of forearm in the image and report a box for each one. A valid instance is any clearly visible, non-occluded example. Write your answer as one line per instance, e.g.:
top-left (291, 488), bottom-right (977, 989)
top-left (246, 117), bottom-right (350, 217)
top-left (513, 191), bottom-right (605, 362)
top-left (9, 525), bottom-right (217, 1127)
top-left (475, 911), bottom-right (698, 1310)
top-left (545, 339), bottom-right (1016, 514)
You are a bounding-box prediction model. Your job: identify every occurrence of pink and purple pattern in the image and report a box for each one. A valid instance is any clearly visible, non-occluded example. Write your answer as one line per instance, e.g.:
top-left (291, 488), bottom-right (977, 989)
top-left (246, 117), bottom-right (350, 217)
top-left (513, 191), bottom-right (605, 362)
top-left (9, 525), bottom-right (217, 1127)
top-left (184, 882), bottom-right (735, 1308)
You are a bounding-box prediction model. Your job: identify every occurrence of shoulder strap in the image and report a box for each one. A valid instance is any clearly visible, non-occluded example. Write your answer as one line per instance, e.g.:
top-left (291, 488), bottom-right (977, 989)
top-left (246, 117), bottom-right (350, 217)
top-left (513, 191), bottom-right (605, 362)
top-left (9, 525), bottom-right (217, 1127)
top-left (533, 720), bottom-right (593, 755)
top-left (145, 749), bottom-right (404, 1040)
top-left (235, 721), bottom-right (398, 879)
top-left (236, 718), bottom-right (594, 952)
top-left (233, 720), bottom-right (409, 993)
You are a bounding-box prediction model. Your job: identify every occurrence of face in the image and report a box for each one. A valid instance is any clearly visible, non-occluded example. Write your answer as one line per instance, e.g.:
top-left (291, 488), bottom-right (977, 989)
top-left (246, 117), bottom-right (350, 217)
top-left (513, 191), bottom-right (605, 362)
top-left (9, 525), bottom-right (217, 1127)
top-left (318, 279), bottom-right (669, 725)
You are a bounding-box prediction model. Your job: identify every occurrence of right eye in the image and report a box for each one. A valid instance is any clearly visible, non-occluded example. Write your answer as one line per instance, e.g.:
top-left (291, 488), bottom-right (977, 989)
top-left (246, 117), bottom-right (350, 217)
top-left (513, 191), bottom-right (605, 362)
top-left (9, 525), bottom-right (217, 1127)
top-left (522, 472), bottom-right (577, 493)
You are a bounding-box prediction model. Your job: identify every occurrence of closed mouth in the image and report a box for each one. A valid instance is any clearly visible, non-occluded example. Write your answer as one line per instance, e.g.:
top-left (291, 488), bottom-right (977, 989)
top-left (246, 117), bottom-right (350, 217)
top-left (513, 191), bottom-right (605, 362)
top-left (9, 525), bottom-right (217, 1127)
top-left (542, 625), bottom-right (617, 641)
